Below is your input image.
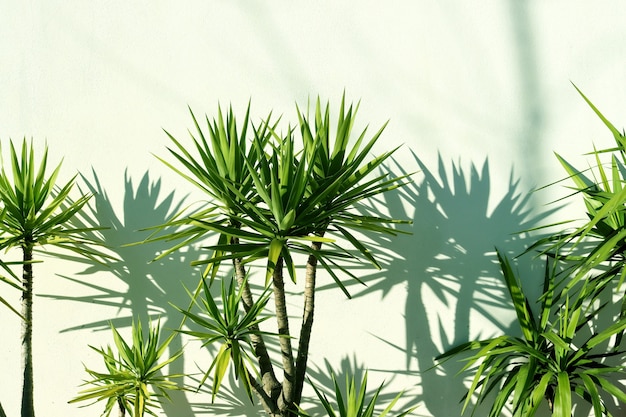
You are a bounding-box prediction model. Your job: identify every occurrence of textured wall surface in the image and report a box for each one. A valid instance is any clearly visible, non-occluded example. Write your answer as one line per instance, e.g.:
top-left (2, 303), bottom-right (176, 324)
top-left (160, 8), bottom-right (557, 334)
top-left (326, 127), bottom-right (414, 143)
top-left (2, 2), bottom-right (626, 416)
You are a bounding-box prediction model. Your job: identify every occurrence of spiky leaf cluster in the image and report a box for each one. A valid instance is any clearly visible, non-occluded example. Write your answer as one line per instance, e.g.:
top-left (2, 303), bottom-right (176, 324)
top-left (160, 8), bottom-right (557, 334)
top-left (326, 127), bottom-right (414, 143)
top-left (70, 319), bottom-right (184, 417)
top-left (148, 96), bottom-right (411, 295)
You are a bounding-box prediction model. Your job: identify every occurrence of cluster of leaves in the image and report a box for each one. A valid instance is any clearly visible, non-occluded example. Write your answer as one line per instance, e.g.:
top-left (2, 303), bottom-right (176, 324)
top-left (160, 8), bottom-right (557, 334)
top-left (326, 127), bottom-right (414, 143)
top-left (528, 85), bottom-right (626, 295)
top-left (299, 371), bottom-right (417, 417)
top-left (438, 251), bottom-right (626, 417)
top-left (0, 139), bottom-right (113, 417)
top-left (0, 140), bottom-right (105, 316)
top-left (2, 97), bottom-right (411, 417)
top-left (70, 319), bottom-right (184, 417)
top-left (438, 85), bottom-right (626, 417)
top-left (152, 97), bottom-right (410, 291)
top-left (76, 95), bottom-right (411, 416)
top-left (175, 276), bottom-right (274, 403)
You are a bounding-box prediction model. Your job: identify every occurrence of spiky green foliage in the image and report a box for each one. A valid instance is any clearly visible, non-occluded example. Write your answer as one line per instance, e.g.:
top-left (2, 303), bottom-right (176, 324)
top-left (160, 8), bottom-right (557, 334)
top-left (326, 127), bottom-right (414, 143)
top-left (298, 371), bottom-right (416, 417)
top-left (174, 276), bottom-right (275, 403)
top-left (188, 123), bottom-right (337, 284)
top-left (145, 97), bottom-right (411, 416)
top-left (0, 139), bottom-right (105, 258)
top-left (149, 96), bottom-right (411, 291)
top-left (523, 85), bottom-right (626, 352)
top-left (437, 250), bottom-right (626, 417)
top-left (0, 138), bottom-right (109, 417)
top-left (207, 97), bottom-right (413, 290)
top-left (146, 103), bottom-right (275, 283)
top-left (70, 319), bottom-right (184, 417)
top-left (527, 84), bottom-right (626, 293)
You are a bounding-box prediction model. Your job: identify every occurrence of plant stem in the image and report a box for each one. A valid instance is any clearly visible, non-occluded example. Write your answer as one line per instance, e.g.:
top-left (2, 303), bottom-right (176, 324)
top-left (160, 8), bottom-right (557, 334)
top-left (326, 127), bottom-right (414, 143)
top-left (233, 245), bottom-right (279, 398)
top-left (231, 234), bottom-right (282, 414)
top-left (271, 257), bottom-right (295, 413)
top-left (21, 240), bottom-right (35, 417)
top-left (247, 369), bottom-right (280, 416)
top-left (134, 386), bottom-right (143, 417)
top-left (293, 241), bottom-right (322, 405)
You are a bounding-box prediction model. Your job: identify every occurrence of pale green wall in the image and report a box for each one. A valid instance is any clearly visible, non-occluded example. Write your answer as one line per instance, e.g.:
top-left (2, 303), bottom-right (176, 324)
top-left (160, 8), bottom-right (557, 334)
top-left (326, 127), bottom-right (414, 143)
top-left (1, 1), bottom-right (626, 416)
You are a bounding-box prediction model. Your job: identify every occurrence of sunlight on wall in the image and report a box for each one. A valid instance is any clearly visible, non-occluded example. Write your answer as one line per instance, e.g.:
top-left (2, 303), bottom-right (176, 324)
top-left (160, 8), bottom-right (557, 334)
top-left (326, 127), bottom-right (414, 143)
top-left (1, 1), bottom-right (626, 416)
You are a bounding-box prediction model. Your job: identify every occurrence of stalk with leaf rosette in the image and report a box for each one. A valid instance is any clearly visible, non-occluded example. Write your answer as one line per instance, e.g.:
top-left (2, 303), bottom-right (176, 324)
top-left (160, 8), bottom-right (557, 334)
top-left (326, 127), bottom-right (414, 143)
top-left (0, 139), bottom-right (109, 417)
top-left (143, 103), bottom-right (282, 402)
top-left (148, 96), bottom-right (411, 416)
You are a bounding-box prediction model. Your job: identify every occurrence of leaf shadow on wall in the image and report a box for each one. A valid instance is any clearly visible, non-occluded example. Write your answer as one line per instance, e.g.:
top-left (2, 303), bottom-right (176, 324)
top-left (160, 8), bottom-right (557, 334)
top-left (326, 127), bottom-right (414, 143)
top-left (339, 152), bottom-right (558, 416)
top-left (40, 169), bottom-right (261, 417)
top-left (44, 170), bottom-right (192, 326)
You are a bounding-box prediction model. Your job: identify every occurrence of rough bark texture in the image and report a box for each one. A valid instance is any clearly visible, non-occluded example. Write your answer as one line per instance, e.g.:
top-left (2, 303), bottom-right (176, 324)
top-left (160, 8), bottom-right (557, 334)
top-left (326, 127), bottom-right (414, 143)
top-left (232, 244), bottom-right (280, 401)
top-left (21, 241), bottom-right (35, 417)
top-left (230, 237), bottom-right (321, 417)
top-left (271, 257), bottom-right (296, 415)
top-left (293, 241), bottom-right (322, 405)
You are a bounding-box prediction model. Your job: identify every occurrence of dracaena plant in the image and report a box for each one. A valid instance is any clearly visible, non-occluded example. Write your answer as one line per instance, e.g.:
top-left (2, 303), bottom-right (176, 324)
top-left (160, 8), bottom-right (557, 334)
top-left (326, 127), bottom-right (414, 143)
top-left (524, 85), bottom-right (626, 355)
top-left (146, 96), bottom-right (411, 416)
top-left (142, 102), bottom-right (282, 412)
top-left (70, 318), bottom-right (184, 417)
top-left (298, 371), bottom-right (417, 417)
top-left (0, 139), bottom-right (108, 417)
top-left (527, 84), bottom-right (626, 296)
top-left (437, 250), bottom-right (626, 417)
top-left (149, 103), bottom-right (275, 281)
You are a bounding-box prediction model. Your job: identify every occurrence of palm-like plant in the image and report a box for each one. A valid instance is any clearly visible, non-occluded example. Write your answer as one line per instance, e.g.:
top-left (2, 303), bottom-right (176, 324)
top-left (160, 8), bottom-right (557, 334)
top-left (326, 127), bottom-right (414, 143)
top-left (524, 85), bottom-right (626, 354)
top-left (70, 319), bottom-right (184, 417)
top-left (149, 103), bottom-right (275, 280)
top-left (148, 96), bottom-right (411, 416)
top-left (437, 250), bottom-right (626, 417)
top-left (0, 139), bottom-right (107, 417)
top-left (143, 103), bottom-right (283, 410)
top-left (528, 84), bottom-right (626, 293)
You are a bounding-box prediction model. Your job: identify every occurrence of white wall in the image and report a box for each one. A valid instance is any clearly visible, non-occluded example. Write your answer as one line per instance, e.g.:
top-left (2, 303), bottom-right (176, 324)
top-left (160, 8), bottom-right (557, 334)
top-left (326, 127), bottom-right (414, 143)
top-left (2, 1), bottom-right (626, 416)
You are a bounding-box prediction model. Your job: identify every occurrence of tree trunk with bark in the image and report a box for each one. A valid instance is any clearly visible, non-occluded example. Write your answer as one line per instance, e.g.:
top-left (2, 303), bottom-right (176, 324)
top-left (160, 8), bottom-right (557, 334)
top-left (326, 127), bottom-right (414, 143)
top-left (231, 238), bottom-right (323, 417)
top-left (293, 241), bottom-right (321, 405)
top-left (21, 240), bottom-right (35, 417)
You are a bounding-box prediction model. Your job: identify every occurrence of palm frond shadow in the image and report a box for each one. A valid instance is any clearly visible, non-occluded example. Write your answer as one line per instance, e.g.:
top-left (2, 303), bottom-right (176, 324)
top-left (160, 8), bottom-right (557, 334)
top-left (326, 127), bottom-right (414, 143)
top-left (40, 169), bottom-right (207, 417)
top-left (41, 169), bottom-right (203, 328)
top-left (326, 151), bottom-right (559, 416)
